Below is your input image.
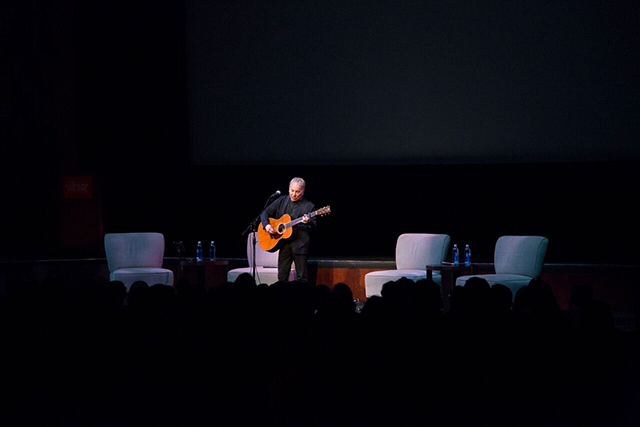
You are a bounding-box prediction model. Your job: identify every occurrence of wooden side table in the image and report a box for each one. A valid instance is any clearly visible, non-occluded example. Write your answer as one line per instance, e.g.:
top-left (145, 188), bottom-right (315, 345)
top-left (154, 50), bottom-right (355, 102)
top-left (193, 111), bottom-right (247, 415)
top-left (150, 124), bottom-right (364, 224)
top-left (180, 259), bottom-right (229, 289)
top-left (426, 263), bottom-right (477, 311)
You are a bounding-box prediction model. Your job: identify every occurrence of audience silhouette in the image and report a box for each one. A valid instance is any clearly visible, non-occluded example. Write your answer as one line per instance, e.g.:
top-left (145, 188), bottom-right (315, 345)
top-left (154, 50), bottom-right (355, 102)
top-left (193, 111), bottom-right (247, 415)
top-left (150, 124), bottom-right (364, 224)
top-left (0, 272), bottom-right (638, 427)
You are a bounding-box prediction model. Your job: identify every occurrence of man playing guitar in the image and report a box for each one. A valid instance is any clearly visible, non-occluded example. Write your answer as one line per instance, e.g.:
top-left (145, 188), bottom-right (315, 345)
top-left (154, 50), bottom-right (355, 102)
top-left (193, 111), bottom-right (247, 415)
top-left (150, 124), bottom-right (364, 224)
top-left (261, 177), bottom-right (316, 282)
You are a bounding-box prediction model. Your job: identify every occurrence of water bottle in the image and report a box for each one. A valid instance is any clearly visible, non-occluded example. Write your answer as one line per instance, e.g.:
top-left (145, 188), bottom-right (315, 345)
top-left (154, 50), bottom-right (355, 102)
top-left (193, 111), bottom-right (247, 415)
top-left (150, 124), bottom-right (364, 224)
top-left (209, 241), bottom-right (216, 261)
top-left (464, 244), bottom-right (471, 266)
top-left (452, 244), bottom-right (459, 265)
top-left (354, 299), bottom-right (362, 314)
top-left (196, 241), bottom-right (203, 261)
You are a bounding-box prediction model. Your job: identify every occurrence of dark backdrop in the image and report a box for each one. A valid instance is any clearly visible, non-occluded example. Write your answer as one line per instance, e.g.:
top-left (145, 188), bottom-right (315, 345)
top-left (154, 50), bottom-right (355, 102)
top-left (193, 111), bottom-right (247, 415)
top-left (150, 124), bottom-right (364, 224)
top-left (1, 0), bottom-right (638, 264)
top-left (187, 0), bottom-right (639, 165)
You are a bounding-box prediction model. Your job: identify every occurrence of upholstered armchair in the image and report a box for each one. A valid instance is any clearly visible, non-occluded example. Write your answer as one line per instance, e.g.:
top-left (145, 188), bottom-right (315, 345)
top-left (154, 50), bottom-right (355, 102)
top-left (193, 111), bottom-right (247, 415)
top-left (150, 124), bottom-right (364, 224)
top-left (455, 235), bottom-right (549, 298)
top-left (364, 233), bottom-right (451, 298)
top-left (104, 232), bottom-right (174, 291)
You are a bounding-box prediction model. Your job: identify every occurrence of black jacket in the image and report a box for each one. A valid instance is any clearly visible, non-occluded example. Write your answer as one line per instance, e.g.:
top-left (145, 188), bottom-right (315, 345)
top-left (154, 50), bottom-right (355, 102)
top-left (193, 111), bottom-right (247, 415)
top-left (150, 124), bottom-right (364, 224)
top-left (260, 195), bottom-right (316, 254)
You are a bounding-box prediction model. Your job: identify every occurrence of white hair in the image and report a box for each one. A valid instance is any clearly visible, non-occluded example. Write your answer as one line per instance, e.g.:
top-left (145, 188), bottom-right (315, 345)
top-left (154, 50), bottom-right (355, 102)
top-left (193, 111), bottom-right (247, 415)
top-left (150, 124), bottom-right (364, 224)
top-left (289, 177), bottom-right (306, 189)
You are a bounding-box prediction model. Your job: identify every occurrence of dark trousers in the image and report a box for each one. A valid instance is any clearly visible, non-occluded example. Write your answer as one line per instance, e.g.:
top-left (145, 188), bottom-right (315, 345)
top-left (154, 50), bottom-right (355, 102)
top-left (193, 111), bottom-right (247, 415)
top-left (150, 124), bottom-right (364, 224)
top-left (278, 243), bottom-right (308, 282)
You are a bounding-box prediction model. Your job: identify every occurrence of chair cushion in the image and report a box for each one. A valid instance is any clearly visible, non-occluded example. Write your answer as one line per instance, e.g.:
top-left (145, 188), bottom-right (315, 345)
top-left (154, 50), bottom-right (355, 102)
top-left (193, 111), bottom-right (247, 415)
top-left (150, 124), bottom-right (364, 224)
top-left (110, 267), bottom-right (174, 291)
top-left (365, 270), bottom-right (442, 298)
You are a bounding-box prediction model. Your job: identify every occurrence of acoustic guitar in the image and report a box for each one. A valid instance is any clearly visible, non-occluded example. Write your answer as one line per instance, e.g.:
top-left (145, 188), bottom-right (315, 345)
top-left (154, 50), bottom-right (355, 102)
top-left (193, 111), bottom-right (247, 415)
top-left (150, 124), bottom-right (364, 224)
top-left (258, 206), bottom-right (331, 252)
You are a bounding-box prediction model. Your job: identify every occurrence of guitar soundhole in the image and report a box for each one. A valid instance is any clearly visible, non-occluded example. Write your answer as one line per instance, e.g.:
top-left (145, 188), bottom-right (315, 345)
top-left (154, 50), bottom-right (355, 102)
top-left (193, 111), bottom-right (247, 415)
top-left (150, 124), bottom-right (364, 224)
top-left (277, 223), bottom-right (286, 234)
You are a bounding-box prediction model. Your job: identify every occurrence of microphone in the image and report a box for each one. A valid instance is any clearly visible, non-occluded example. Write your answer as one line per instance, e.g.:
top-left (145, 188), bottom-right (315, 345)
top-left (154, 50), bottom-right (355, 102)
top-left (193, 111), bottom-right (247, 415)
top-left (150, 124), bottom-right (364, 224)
top-left (261, 190), bottom-right (281, 211)
top-left (173, 241), bottom-right (186, 253)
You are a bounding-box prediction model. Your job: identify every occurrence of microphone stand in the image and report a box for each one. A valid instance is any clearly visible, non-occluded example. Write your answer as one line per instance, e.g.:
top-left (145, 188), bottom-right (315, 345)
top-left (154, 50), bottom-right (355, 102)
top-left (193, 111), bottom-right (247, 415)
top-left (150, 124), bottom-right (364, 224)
top-left (241, 193), bottom-right (280, 282)
top-left (173, 241), bottom-right (186, 281)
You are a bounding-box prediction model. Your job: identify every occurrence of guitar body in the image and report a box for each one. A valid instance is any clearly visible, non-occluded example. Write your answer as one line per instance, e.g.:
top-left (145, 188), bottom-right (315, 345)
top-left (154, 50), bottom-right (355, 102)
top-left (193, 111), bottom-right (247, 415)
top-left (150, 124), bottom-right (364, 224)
top-left (257, 206), bottom-right (330, 252)
top-left (258, 214), bottom-right (294, 252)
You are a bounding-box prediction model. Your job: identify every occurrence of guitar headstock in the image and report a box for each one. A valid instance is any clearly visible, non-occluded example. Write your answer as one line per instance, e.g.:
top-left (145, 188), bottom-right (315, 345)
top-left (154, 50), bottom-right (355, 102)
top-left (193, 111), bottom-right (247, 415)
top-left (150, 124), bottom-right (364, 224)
top-left (316, 206), bottom-right (331, 216)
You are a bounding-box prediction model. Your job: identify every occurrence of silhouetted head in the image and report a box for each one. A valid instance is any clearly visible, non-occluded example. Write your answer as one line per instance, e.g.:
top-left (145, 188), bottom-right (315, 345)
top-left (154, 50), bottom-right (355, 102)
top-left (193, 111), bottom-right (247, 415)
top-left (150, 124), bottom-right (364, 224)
top-left (463, 277), bottom-right (491, 314)
top-left (127, 281), bottom-right (149, 306)
top-left (528, 279), bottom-right (558, 313)
top-left (415, 279), bottom-right (442, 314)
top-left (448, 285), bottom-right (466, 314)
top-left (106, 280), bottom-right (127, 307)
top-left (325, 282), bottom-right (355, 316)
top-left (313, 284), bottom-right (331, 313)
top-left (513, 286), bottom-right (532, 314)
top-left (361, 295), bottom-right (384, 317)
top-left (490, 283), bottom-right (513, 313)
top-left (380, 280), bottom-right (397, 299)
top-left (332, 282), bottom-right (353, 301)
top-left (235, 272), bottom-right (256, 288)
top-left (381, 277), bottom-right (415, 302)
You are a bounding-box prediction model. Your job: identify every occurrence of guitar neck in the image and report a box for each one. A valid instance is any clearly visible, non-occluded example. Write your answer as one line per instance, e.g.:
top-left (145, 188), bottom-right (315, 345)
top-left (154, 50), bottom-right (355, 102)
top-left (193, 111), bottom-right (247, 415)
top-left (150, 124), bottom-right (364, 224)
top-left (286, 211), bottom-right (318, 228)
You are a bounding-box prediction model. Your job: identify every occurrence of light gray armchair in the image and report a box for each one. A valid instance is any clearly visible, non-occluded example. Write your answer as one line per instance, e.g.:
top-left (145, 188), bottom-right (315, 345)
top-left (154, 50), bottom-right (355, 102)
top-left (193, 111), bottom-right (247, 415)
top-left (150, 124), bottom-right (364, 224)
top-left (364, 233), bottom-right (451, 298)
top-left (455, 235), bottom-right (549, 298)
top-left (104, 232), bottom-right (174, 291)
